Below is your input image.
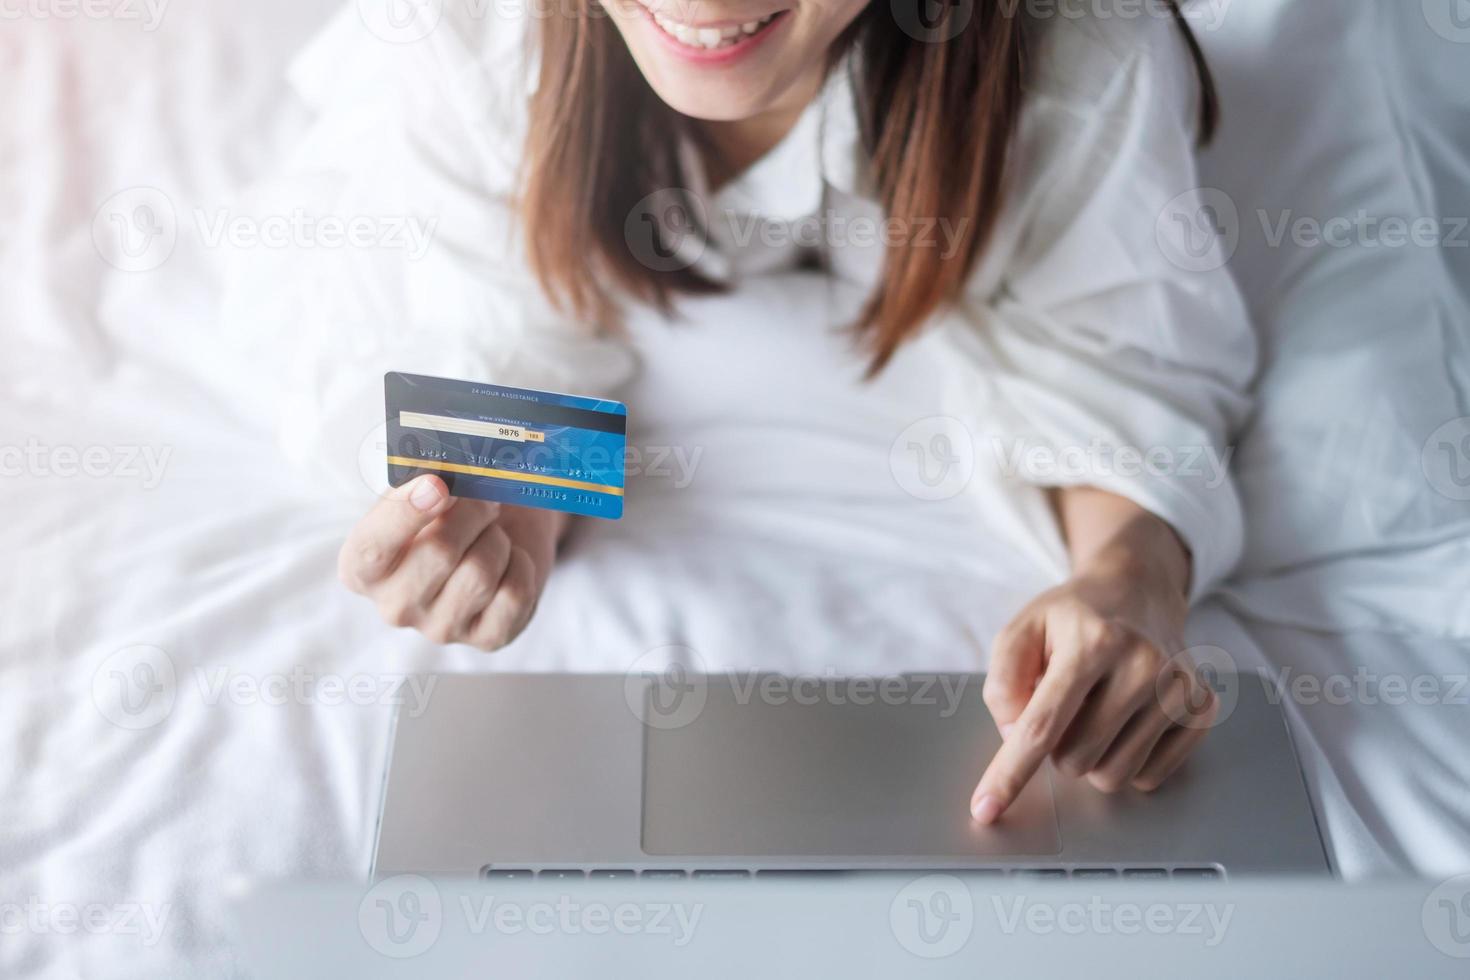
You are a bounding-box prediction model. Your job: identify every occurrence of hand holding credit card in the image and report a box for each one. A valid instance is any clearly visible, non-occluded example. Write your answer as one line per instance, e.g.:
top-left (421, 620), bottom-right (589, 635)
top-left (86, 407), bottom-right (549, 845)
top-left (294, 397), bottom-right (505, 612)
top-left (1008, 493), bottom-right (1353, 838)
top-left (383, 372), bottom-right (628, 520)
top-left (334, 372), bottom-right (623, 653)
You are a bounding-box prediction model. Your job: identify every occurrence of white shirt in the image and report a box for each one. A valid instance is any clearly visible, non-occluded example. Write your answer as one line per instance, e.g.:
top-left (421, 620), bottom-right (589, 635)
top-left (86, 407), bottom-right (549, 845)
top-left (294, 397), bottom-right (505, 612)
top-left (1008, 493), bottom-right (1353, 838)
top-left (224, 0), bottom-right (1256, 600)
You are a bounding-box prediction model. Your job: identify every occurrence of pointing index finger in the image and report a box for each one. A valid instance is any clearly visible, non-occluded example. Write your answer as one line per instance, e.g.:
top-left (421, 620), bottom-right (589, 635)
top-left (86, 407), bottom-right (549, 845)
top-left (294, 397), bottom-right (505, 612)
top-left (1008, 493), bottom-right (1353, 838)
top-left (970, 660), bottom-right (1095, 825)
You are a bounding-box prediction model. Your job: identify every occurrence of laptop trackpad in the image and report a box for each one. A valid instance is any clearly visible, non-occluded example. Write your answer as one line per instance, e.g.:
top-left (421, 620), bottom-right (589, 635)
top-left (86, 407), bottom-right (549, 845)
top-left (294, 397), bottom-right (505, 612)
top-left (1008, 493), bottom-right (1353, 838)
top-left (640, 676), bottom-right (1062, 858)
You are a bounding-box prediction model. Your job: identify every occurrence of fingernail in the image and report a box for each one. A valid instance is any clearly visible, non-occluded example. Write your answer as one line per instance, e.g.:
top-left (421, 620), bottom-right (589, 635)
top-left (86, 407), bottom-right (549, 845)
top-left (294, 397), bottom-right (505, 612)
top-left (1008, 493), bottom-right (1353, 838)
top-left (1000, 723), bottom-right (1014, 740)
top-left (409, 478), bottom-right (442, 512)
top-left (971, 794), bottom-right (1002, 825)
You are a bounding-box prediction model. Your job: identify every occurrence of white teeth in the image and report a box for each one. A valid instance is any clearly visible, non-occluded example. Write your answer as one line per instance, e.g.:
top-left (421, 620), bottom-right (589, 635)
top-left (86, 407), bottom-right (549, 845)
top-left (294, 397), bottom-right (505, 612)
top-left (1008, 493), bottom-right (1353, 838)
top-left (650, 10), bottom-right (775, 50)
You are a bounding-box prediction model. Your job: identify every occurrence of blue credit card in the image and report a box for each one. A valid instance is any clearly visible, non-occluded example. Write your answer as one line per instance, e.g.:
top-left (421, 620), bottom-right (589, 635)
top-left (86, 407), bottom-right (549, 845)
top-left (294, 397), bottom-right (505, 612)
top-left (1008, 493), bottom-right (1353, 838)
top-left (384, 372), bottom-right (627, 519)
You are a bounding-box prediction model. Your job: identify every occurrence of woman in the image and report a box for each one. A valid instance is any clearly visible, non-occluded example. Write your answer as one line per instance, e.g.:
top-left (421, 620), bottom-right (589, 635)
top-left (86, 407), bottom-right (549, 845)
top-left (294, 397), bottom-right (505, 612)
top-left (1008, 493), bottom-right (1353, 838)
top-left (265, 0), bottom-right (1255, 824)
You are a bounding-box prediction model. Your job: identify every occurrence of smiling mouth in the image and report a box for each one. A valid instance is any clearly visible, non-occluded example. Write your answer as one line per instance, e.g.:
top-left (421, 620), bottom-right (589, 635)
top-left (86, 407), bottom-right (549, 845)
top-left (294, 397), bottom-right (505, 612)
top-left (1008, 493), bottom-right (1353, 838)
top-left (646, 9), bottom-right (784, 52)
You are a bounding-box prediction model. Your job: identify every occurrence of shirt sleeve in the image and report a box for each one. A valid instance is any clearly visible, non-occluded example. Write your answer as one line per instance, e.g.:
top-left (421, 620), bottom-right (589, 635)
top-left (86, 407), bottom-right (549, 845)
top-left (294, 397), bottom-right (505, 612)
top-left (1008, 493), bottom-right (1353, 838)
top-left (218, 3), bottom-right (637, 500)
top-left (932, 15), bottom-right (1257, 602)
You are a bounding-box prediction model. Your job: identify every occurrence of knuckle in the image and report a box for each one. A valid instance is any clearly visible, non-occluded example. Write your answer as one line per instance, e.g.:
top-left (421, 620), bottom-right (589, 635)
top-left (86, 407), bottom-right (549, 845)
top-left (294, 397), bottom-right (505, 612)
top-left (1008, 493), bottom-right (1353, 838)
top-left (415, 535), bottom-right (459, 571)
top-left (1051, 647), bottom-right (1094, 677)
top-left (1089, 770), bottom-right (1128, 794)
top-left (1061, 598), bottom-right (1095, 624)
top-left (351, 542), bottom-right (393, 585)
top-left (474, 626), bottom-right (511, 653)
top-left (471, 610), bottom-right (512, 652)
top-left (446, 564), bottom-right (496, 609)
top-left (421, 621), bottom-right (454, 646)
top-left (466, 499), bottom-right (502, 521)
top-left (1016, 708), bottom-right (1059, 748)
top-left (1160, 655), bottom-right (1191, 680)
top-left (1132, 639), bottom-right (1165, 667)
top-left (1158, 674), bottom-right (1192, 715)
top-left (996, 757), bottom-right (1040, 800)
top-left (1083, 617), bottom-right (1129, 653)
top-left (988, 770), bottom-right (1023, 803)
top-left (506, 545), bottom-right (535, 586)
top-left (983, 678), bottom-right (1020, 712)
top-left (461, 574), bottom-right (498, 609)
top-left (377, 597), bottom-right (416, 629)
top-left (462, 550), bottom-right (507, 591)
top-left (993, 782), bottom-right (1021, 804)
top-left (479, 601), bottom-right (533, 653)
top-left (991, 610), bottom-right (1039, 657)
top-left (1125, 646), bottom-right (1164, 686)
top-left (462, 534), bottom-right (512, 583)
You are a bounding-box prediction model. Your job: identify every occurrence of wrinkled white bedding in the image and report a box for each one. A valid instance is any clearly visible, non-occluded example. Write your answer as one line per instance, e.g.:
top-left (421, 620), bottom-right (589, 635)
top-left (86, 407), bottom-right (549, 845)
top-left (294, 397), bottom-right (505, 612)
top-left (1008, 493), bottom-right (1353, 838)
top-left (2, 2), bottom-right (1467, 978)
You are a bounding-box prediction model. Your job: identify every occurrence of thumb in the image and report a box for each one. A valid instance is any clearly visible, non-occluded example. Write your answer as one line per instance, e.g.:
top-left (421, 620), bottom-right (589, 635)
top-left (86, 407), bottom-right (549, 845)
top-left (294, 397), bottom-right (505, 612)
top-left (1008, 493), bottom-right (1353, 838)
top-left (338, 474), bottom-right (457, 590)
top-left (983, 614), bottom-right (1045, 737)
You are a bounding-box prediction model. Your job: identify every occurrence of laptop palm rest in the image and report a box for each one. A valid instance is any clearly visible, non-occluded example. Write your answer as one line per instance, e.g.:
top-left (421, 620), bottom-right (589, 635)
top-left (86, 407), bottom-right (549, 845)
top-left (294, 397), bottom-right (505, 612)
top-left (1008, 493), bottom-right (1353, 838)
top-left (640, 676), bottom-right (1062, 858)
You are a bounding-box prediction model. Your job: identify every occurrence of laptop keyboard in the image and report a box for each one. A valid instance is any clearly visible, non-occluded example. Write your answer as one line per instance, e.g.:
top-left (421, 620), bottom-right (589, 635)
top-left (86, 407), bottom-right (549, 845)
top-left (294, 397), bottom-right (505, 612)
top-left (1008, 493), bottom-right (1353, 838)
top-left (482, 865), bottom-right (1225, 881)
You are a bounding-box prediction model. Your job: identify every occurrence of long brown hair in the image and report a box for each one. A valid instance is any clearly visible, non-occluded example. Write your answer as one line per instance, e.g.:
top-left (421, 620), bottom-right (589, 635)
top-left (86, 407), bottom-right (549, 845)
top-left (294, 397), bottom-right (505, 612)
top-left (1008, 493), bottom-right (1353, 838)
top-left (521, 1), bottom-right (1217, 375)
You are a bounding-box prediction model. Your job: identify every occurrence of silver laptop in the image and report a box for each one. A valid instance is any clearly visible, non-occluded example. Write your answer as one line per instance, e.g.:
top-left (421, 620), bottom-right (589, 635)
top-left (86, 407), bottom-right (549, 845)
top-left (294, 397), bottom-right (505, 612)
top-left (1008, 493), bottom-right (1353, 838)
top-left (229, 877), bottom-right (1461, 977)
top-left (373, 672), bottom-right (1330, 878)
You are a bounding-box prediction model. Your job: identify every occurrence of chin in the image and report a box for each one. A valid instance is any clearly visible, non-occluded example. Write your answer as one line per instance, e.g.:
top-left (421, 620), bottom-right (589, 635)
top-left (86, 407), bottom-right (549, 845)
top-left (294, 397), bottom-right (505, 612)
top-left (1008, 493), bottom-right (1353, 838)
top-left (641, 80), bottom-right (777, 123)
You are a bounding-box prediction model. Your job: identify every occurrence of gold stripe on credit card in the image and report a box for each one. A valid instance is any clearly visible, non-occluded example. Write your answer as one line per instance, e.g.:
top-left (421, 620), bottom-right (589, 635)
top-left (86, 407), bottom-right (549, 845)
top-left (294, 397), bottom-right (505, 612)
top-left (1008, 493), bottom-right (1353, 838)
top-left (387, 456), bottom-right (624, 497)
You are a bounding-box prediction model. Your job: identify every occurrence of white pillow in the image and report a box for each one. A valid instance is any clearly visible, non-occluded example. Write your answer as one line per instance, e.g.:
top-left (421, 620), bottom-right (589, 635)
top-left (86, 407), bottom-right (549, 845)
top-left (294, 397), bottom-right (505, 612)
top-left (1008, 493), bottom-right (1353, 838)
top-left (1194, 0), bottom-right (1470, 583)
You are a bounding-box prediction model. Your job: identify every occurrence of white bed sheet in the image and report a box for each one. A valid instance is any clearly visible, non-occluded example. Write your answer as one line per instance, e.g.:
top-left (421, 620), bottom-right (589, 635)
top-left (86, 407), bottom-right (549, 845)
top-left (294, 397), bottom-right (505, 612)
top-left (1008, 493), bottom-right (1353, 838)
top-left (2, 3), bottom-right (1467, 978)
top-left (5, 347), bottom-right (1467, 979)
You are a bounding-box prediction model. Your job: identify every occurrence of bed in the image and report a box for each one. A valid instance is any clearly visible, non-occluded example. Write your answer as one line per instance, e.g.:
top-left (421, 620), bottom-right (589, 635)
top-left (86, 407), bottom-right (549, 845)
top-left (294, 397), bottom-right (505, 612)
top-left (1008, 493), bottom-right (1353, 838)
top-left (2, 1), bottom-right (1467, 976)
